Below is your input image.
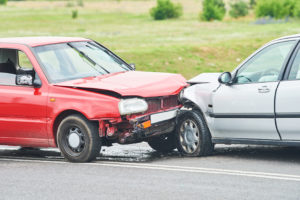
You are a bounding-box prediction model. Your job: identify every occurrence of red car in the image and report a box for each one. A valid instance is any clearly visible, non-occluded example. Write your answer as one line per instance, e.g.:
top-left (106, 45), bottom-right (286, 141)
top-left (0, 37), bottom-right (187, 162)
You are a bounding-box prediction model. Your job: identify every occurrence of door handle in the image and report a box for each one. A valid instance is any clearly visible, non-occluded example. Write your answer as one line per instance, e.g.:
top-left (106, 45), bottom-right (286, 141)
top-left (258, 86), bottom-right (270, 93)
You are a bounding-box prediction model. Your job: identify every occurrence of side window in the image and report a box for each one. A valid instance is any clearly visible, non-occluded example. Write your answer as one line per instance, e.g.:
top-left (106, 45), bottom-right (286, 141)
top-left (0, 48), bottom-right (17, 85)
top-left (288, 48), bottom-right (300, 80)
top-left (18, 51), bottom-right (33, 70)
top-left (234, 41), bottom-right (296, 84)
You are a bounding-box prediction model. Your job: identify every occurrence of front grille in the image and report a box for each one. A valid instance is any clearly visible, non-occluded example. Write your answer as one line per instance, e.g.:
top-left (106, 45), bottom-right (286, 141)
top-left (145, 95), bottom-right (179, 114)
top-left (163, 95), bottom-right (178, 109)
top-left (147, 99), bottom-right (161, 113)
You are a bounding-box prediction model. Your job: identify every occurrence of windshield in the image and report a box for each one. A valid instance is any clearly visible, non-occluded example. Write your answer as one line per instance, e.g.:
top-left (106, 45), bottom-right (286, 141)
top-left (34, 41), bottom-right (131, 83)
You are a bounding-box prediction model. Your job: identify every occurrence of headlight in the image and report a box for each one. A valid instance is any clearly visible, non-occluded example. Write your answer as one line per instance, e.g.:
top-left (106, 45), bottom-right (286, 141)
top-left (118, 98), bottom-right (148, 115)
top-left (179, 89), bottom-right (184, 100)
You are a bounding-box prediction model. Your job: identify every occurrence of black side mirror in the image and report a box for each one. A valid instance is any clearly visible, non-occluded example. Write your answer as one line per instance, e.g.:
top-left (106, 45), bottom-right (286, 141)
top-left (16, 74), bottom-right (42, 88)
top-left (129, 63), bottom-right (136, 70)
top-left (33, 77), bottom-right (42, 88)
top-left (16, 74), bottom-right (33, 86)
top-left (218, 72), bottom-right (232, 85)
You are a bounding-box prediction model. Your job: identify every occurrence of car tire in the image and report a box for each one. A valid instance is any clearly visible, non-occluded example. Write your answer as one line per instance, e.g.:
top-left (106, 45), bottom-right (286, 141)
top-left (57, 114), bottom-right (101, 162)
top-left (148, 133), bottom-right (176, 153)
top-left (176, 110), bottom-right (214, 157)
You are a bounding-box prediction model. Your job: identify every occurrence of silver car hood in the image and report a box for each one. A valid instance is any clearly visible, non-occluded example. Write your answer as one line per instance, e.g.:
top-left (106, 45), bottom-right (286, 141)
top-left (188, 73), bottom-right (221, 84)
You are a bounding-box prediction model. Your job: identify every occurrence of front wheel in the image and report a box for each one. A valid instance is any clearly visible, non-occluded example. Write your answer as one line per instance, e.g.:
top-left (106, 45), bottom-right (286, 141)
top-left (57, 114), bottom-right (101, 162)
top-left (176, 110), bottom-right (214, 157)
top-left (147, 133), bottom-right (176, 153)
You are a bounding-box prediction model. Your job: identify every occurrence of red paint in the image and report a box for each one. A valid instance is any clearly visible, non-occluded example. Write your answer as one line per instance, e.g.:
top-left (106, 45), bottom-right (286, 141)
top-left (0, 37), bottom-right (187, 148)
top-left (55, 71), bottom-right (187, 97)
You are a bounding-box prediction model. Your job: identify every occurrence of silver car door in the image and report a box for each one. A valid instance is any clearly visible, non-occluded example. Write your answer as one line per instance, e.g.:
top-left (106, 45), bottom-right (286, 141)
top-left (276, 43), bottom-right (300, 140)
top-left (211, 40), bottom-right (297, 140)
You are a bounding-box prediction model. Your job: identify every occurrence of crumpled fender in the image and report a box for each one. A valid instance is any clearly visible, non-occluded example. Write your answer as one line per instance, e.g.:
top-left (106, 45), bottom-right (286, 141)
top-left (182, 83), bottom-right (218, 115)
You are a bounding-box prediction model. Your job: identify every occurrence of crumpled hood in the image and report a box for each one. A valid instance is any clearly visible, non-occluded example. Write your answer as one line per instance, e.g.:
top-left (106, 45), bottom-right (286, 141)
top-left (188, 73), bottom-right (221, 84)
top-left (54, 71), bottom-right (188, 98)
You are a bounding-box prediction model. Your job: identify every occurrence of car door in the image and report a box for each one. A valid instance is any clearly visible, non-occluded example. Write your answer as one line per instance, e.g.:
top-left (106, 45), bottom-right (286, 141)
top-left (0, 47), bottom-right (48, 147)
top-left (211, 40), bottom-right (297, 140)
top-left (276, 42), bottom-right (300, 140)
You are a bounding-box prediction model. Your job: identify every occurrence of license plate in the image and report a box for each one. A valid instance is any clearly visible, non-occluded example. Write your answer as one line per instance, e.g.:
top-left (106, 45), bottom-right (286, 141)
top-left (150, 109), bottom-right (177, 124)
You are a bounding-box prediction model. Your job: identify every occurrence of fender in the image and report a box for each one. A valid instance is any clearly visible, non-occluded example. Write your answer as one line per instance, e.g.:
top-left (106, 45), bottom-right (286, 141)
top-left (180, 73), bottom-right (221, 133)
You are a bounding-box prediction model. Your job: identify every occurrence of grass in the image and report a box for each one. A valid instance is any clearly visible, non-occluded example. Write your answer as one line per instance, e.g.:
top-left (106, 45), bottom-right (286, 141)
top-left (1, 0), bottom-right (300, 79)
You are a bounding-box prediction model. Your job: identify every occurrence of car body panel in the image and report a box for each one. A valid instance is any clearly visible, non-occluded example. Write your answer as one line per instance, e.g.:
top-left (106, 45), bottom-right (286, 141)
top-left (0, 37), bottom-right (90, 47)
top-left (54, 71), bottom-right (187, 97)
top-left (276, 80), bottom-right (300, 140)
top-left (212, 82), bottom-right (280, 139)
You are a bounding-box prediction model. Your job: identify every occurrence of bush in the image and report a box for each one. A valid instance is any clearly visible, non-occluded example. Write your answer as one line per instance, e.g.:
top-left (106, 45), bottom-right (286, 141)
top-left (229, 1), bottom-right (249, 18)
top-left (201, 0), bottom-right (226, 21)
top-left (0, 0), bottom-right (7, 5)
top-left (77, 0), bottom-right (84, 7)
top-left (150, 0), bottom-right (183, 20)
top-left (250, 0), bottom-right (256, 9)
top-left (66, 2), bottom-right (74, 7)
top-left (72, 10), bottom-right (78, 19)
top-left (255, 0), bottom-right (296, 19)
top-left (294, 1), bottom-right (300, 18)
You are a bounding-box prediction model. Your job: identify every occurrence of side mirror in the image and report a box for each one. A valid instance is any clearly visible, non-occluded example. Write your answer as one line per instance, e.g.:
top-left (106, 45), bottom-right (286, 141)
top-left (33, 78), bottom-right (42, 88)
top-left (218, 72), bottom-right (232, 85)
top-left (16, 74), bottom-right (33, 86)
top-left (129, 63), bottom-right (136, 70)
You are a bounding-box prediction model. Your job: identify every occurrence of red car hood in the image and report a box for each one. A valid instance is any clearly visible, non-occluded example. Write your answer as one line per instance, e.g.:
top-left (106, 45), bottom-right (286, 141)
top-left (54, 71), bottom-right (188, 97)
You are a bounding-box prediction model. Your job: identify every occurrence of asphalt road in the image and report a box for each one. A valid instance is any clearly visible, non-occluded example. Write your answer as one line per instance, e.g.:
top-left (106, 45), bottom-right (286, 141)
top-left (0, 143), bottom-right (300, 200)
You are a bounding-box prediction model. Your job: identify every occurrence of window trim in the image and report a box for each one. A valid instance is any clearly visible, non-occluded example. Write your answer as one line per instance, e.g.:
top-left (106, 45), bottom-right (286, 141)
top-left (0, 48), bottom-right (37, 87)
top-left (282, 40), bottom-right (300, 81)
top-left (230, 39), bottom-right (299, 85)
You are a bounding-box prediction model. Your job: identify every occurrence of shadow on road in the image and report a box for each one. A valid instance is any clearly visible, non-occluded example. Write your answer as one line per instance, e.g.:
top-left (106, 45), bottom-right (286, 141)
top-left (213, 145), bottom-right (300, 163)
top-left (0, 144), bottom-right (299, 164)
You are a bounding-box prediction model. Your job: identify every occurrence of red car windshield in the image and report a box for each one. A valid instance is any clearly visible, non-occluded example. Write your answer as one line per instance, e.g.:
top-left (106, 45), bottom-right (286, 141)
top-left (34, 41), bottom-right (131, 83)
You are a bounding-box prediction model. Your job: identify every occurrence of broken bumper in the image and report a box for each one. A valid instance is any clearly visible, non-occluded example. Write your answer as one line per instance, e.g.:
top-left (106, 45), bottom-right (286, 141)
top-left (119, 109), bottom-right (178, 144)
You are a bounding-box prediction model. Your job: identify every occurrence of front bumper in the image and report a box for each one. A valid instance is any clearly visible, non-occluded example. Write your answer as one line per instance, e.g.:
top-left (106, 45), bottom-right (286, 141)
top-left (119, 109), bottom-right (178, 144)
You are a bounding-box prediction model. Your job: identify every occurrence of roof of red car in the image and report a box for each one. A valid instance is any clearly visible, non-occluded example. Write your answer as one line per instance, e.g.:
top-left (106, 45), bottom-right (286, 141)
top-left (0, 36), bottom-right (91, 47)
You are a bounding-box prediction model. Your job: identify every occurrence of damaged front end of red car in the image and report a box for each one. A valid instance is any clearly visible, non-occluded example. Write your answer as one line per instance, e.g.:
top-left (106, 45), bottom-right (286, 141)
top-left (98, 94), bottom-right (182, 146)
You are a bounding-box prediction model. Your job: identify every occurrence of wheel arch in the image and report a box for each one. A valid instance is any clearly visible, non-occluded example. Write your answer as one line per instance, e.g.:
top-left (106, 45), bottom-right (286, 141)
top-left (52, 110), bottom-right (92, 146)
top-left (180, 99), bottom-right (213, 141)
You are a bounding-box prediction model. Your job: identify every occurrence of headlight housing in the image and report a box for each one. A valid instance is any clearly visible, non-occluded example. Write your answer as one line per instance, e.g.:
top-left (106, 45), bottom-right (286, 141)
top-left (118, 98), bottom-right (148, 115)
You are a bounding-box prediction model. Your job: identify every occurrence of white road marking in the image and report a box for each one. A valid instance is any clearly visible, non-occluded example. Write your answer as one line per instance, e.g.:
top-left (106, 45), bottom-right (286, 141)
top-left (1, 158), bottom-right (300, 182)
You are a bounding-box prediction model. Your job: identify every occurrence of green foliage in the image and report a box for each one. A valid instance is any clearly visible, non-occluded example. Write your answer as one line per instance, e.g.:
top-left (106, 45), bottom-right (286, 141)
top-left (66, 1), bottom-right (74, 7)
top-left (150, 0), bottom-right (183, 20)
top-left (201, 0), bottom-right (226, 21)
top-left (0, 0), bottom-right (7, 5)
top-left (77, 0), bottom-right (84, 7)
top-left (229, 1), bottom-right (249, 18)
top-left (293, 1), bottom-right (300, 18)
top-left (72, 10), bottom-right (78, 19)
top-left (255, 0), bottom-right (296, 19)
top-left (250, 0), bottom-right (256, 8)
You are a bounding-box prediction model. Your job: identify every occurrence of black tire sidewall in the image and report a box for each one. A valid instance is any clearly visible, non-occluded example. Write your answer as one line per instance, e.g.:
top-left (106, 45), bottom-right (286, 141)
top-left (57, 115), bottom-right (101, 162)
top-left (176, 110), bottom-right (212, 157)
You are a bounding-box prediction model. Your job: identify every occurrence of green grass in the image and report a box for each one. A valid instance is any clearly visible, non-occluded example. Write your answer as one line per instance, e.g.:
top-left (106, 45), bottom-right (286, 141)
top-left (1, 0), bottom-right (300, 79)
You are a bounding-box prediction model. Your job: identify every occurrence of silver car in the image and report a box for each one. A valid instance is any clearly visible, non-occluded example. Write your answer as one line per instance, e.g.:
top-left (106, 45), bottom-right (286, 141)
top-left (176, 34), bottom-right (300, 156)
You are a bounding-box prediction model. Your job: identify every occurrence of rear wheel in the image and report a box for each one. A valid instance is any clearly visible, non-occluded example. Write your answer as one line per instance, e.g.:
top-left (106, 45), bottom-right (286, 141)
top-left (148, 133), bottom-right (176, 153)
top-left (57, 114), bottom-right (101, 162)
top-left (176, 110), bottom-right (213, 157)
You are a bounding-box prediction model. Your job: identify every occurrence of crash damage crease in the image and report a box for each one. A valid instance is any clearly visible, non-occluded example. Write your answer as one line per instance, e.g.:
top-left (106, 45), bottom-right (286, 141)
top-left (75, 88), bottom-right (182, 145)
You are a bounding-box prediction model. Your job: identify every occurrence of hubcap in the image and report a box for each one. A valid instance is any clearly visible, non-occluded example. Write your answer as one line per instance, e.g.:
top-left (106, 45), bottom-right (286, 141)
top-left (179, 119), bottom-right (200, 153)
top-left (66, 127), bottom-right (85, 153)
top-left (68, 132), bottom-right (80, 148)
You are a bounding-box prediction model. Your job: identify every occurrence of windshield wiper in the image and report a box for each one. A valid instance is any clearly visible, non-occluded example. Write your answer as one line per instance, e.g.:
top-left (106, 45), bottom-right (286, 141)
top-left (67, 43), bottom-right (110, 74)
top-left (87, 42), bottom-right (130, 71)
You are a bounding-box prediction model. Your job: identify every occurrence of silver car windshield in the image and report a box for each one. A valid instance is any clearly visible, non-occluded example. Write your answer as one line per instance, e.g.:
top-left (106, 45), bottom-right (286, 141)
top-left (34, 41), bottom-right (131, 83)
